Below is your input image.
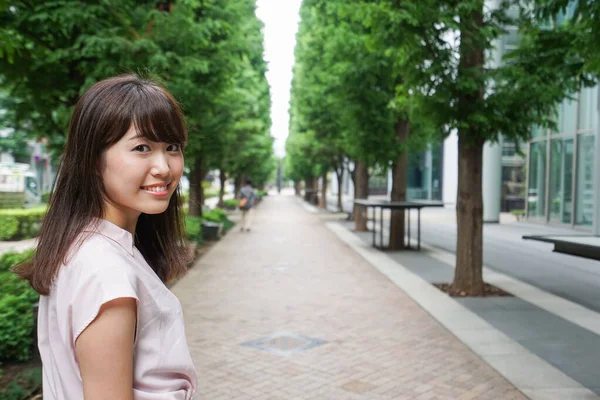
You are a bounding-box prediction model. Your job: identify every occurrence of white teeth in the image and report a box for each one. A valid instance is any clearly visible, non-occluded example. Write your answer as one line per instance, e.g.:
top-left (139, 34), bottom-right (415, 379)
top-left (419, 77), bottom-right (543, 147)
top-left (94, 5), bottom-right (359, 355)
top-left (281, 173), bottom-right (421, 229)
top-left (145, 186), bottom-right (167, 192)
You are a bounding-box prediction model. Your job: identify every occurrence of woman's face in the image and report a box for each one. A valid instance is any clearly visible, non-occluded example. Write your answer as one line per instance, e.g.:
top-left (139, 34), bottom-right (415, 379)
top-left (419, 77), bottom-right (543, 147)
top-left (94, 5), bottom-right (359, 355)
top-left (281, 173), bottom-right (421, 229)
top-left (101, 124), bottom-right (184, 229)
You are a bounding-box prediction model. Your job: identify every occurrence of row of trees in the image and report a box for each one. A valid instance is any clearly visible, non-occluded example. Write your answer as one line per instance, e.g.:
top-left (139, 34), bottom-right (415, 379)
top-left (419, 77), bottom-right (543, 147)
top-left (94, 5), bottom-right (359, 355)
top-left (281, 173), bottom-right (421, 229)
top-left (0, 0), bottom-right (275, 216)
top-left (286, 0), bottom-right (599, 295)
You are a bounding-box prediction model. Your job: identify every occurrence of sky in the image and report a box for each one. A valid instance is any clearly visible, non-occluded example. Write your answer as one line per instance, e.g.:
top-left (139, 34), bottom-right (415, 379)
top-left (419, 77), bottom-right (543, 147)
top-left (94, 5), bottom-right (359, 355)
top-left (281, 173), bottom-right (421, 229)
top-left (255, 0), bottom-right (303, 158)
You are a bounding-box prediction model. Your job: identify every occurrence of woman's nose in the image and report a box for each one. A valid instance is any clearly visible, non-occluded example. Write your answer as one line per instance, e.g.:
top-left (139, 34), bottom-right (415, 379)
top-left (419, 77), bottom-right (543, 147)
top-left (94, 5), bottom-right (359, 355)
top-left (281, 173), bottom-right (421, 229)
top-left (151, 153), bottom-right (170, 177)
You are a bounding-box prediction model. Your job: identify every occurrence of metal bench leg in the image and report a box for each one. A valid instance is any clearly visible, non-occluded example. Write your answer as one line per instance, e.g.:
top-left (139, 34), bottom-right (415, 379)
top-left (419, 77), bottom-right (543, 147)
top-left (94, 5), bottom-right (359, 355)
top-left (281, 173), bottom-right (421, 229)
top-left (407, 209), bottom-right (411, 249)
top-left (371, 206), bottom-right (375, 247)
top-left (380, 207), bottom-right (384, 249)
top-left (418, 208), bottom-right (421, 251)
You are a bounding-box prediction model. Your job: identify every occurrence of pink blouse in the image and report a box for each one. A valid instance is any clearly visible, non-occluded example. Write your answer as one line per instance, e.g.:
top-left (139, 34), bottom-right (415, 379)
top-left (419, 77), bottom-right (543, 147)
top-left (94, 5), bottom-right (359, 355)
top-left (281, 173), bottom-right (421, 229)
top-left (37, 219), bottom-right (197, 399)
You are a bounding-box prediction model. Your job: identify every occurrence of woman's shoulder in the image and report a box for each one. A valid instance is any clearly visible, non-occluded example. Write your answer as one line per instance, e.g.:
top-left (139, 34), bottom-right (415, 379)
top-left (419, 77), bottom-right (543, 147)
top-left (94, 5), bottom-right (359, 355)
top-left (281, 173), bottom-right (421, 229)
top-left (64, 231), bottom-right (136, 278)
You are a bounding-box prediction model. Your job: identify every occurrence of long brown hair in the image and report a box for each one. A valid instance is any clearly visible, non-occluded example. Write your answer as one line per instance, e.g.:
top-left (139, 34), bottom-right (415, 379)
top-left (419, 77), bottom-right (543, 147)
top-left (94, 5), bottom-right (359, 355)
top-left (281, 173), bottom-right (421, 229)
top-left (15, 74), bottom-right (189, 295)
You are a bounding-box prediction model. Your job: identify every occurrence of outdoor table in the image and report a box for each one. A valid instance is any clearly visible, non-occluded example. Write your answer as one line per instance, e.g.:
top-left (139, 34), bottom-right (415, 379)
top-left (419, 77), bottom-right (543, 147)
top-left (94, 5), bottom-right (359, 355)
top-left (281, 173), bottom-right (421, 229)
top-left (354, 199), bottom-right (445, 250)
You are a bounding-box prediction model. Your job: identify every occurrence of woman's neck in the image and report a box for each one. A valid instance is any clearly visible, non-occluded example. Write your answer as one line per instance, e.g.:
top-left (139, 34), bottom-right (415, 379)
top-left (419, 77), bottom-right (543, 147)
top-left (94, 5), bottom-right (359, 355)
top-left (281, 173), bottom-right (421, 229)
top-left (103, 202), bottom-right (140, 235)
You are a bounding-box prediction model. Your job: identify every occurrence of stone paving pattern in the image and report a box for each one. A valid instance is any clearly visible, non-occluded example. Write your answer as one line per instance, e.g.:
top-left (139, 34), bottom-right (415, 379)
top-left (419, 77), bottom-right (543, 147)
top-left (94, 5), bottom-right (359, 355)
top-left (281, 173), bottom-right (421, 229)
top-left (172, 195), bottom-right (527, 399)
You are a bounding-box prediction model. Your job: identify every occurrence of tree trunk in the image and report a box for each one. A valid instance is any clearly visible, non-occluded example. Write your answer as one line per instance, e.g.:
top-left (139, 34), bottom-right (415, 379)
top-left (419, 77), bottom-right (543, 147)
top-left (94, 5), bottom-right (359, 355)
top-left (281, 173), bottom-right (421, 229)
top-left (217, 168), bottom-right (226, 208)
top-left (335, 168), bottom-right (343, 212)
top-left (188, 159), bottom-right (205, 217)
top-left (389, 118), bottom-right (410, 250)
top-left (294, 181), bottom-right (301, 196)
top-left (319, 172), bottom-right (328, 209)
top-left (234, 175), bottom-right (242, 198)
top-left (452, 1), bottom-right (485, 295)
top-left (354, 160), bottom-right (369, 232)
top-left (304, 176), bottom-right (314, 202)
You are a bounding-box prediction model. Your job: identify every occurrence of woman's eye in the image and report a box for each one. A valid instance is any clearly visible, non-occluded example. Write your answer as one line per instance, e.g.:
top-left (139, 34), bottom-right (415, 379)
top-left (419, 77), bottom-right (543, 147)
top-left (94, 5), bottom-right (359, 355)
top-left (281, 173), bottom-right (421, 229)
top-left (168, 144), bottom-right (182, 152)
top-left (134, 145), bottom-right (150, 152)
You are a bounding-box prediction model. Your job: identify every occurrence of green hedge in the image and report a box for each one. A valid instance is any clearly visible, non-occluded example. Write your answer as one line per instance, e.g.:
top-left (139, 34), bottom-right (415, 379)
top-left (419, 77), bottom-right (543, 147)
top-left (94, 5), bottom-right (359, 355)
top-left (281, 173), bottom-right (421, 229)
top-left (204, 188), bottom-right (219, 199)
top-left (203, 209), bottom-right (234, 232)
top-left (41, 191), bottom-right (52, 204)
top-left (0, 249), bottom-right (38, 361)
top-left (0, 207), bottom-right (46, 241)
top-left (184, 216), bottom-right (203, 245)
top-left (0, 192), bottom-right (26, 209)
top-left (222, 199), bottom-right (238, 209)
top-left (0, 249), bottom-right (35, 273)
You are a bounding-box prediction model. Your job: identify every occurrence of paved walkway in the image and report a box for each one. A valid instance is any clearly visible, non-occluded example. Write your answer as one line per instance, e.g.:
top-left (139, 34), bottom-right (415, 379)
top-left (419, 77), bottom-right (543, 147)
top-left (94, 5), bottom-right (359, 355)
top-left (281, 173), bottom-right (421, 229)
top-left (172, 194), bottom-right (526, 399)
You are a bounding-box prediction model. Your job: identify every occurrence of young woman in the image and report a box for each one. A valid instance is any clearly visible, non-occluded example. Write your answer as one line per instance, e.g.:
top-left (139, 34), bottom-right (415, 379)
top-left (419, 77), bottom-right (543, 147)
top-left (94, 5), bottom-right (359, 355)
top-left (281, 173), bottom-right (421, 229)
top-left (15, 74), bottom-right (198, 399)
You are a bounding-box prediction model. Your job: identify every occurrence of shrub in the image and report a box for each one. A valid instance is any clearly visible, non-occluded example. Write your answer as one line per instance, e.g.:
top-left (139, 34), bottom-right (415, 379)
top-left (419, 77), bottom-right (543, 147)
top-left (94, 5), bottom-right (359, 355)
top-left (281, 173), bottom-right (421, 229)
top-left (204, 208), bottom-right (228, 223)
top-left (0, 249), bottom-right (35, 273)
top-left (0, 249), bottom-right (40, 362)
top-left (222, 199), bottom-right (238, 210)
top-left (204, 188), bottom-right (219, 199)
top-left (0, 366), bottom-right (42, 400)
top-left (41, 191), bottom-right (52, 204)
top-left (184, 216), bottom-right (203, 245)
top-left (0, 207), bottom-right (46, 241)
top-left (0, 192), bottom-right (26, 209)
top-left (0, 290), bottom-right (37, 361)
top-left (180, 191), bottom-right (189, 207)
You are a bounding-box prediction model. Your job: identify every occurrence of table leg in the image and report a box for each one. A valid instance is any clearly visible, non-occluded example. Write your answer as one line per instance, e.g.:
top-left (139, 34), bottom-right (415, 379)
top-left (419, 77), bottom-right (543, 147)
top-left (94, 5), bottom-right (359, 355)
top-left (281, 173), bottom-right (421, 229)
top-left (418, 208), bottom-right (421, 251)
top-left (407, 208), bottom-right (411, 249)
top-left (380, 207), bottom-right (384, 249)
top-left (371, 206), bottom-right (375, 247)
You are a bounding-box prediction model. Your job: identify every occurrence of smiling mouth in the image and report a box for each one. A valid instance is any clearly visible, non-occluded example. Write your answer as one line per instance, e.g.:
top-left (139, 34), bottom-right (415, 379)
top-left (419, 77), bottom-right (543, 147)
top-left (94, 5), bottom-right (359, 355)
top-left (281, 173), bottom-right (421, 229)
top-left (141, 182), bottom-right (170, 192)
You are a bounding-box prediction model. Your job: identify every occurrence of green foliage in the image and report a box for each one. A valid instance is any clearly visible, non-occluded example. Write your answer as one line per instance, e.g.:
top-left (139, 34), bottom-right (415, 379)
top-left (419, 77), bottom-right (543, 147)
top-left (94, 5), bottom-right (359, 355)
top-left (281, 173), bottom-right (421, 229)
top-left (0, 192), bottom-right (25, 209)
top-left (203, 208), bottom-right (234, 232)
top-left (0, 0), bottom-right (275, 195)
top-left (222, 199), bottom-right (238, 209)
top-left (184, 216), bottom-right (203, 245)
top-left (0, 265), bottom-right (38, 361)
top-left (204, 188), bottom-right (219, 199)
top-left (0, 248), bottom-right (34, 273)
top-left (203, 208), bottom-right (228, 223)
top-left (41, 191), bottom-right (52, 204)
top-left (0, 207), bottom-right (46, 240)
top-left (0, 366), bottom-right (42, 400)
top-left (0, 381), bottom-right (28, 400)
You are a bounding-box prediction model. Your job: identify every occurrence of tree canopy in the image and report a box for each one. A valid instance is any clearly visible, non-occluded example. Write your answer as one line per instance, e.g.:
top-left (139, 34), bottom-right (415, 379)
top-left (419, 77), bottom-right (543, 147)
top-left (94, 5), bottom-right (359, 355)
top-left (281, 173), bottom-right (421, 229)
top-left (0, 0), bottom-right (274, 212)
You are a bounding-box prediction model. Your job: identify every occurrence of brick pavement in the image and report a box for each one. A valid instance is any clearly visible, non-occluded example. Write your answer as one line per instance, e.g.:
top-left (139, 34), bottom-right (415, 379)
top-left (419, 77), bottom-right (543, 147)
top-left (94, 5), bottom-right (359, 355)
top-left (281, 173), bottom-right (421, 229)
top-left (172, 195), bottom-right (527, 399)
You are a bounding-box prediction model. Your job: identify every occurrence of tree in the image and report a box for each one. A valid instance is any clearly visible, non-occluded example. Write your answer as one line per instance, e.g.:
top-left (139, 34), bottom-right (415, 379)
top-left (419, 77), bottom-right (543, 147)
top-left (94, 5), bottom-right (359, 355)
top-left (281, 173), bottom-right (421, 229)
top-left (0, 0), bottom-right (275, 217)
top-left (403, 0), bottom-right (581, 294)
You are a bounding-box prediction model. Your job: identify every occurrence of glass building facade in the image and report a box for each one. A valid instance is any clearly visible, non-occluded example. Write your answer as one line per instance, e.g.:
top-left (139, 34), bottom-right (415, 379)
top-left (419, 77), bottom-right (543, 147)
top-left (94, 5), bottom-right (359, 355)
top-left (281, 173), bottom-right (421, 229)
top-left (407, 144), bottom-right (443, 201)
top-left (526, 87), bottom-right (598, 227)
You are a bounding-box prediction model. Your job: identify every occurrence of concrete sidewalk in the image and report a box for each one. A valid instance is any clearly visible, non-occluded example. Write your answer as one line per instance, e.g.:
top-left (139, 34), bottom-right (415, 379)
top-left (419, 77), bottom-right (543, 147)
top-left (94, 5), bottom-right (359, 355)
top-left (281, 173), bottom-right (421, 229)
top-left (173, 194), bottom-right (526, 399)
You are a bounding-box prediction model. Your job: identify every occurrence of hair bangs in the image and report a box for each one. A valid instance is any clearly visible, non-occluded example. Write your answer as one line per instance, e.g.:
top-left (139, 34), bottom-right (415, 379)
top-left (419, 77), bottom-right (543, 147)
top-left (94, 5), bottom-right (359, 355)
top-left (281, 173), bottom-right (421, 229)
top-left (131, 84), bottom-right (187, 147)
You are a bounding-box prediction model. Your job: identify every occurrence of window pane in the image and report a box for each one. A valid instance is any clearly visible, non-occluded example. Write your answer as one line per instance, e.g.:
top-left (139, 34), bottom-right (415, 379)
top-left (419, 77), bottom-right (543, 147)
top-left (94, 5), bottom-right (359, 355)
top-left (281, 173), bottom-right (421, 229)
top-left (575, 135), bottom-right (595, 226)
top-left (528, 142), bottom-right (547, 219)
top-left (504, 27), bottom-right (519, 48)
top-left (578, 87), bottom-right (598, 132)
top-left (531, 125), bottom-right (546, 139)
top-left (557, 98), bottom-right (577, 134)
top-left (549, 139), bottom-right (574, 223)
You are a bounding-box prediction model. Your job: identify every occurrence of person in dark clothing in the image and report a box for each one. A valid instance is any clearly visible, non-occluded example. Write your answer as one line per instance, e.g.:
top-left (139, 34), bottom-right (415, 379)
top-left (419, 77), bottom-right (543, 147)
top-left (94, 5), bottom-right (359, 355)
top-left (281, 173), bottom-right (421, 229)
top-left (239, 179), bottom-right (256, 231)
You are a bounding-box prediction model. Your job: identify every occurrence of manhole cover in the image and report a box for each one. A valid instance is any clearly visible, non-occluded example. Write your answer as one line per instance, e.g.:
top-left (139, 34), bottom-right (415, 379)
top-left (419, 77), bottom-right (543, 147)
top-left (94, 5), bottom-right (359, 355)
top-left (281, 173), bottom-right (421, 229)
top-left (241, 332), bottom-right (327, 356)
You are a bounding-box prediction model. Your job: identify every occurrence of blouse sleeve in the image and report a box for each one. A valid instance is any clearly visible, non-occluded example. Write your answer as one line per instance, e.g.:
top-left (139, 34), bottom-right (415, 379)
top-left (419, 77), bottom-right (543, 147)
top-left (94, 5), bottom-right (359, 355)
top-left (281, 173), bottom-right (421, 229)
top-left (70, 261), bottom-right (139, 347)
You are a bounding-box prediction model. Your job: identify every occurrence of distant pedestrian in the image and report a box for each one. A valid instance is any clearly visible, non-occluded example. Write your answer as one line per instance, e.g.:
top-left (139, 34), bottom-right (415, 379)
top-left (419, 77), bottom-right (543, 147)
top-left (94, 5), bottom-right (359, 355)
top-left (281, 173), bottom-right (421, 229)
top-left (239, 179), bottom-right (257, 231)
top-left (14, 74), bottom-right (197, 399)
